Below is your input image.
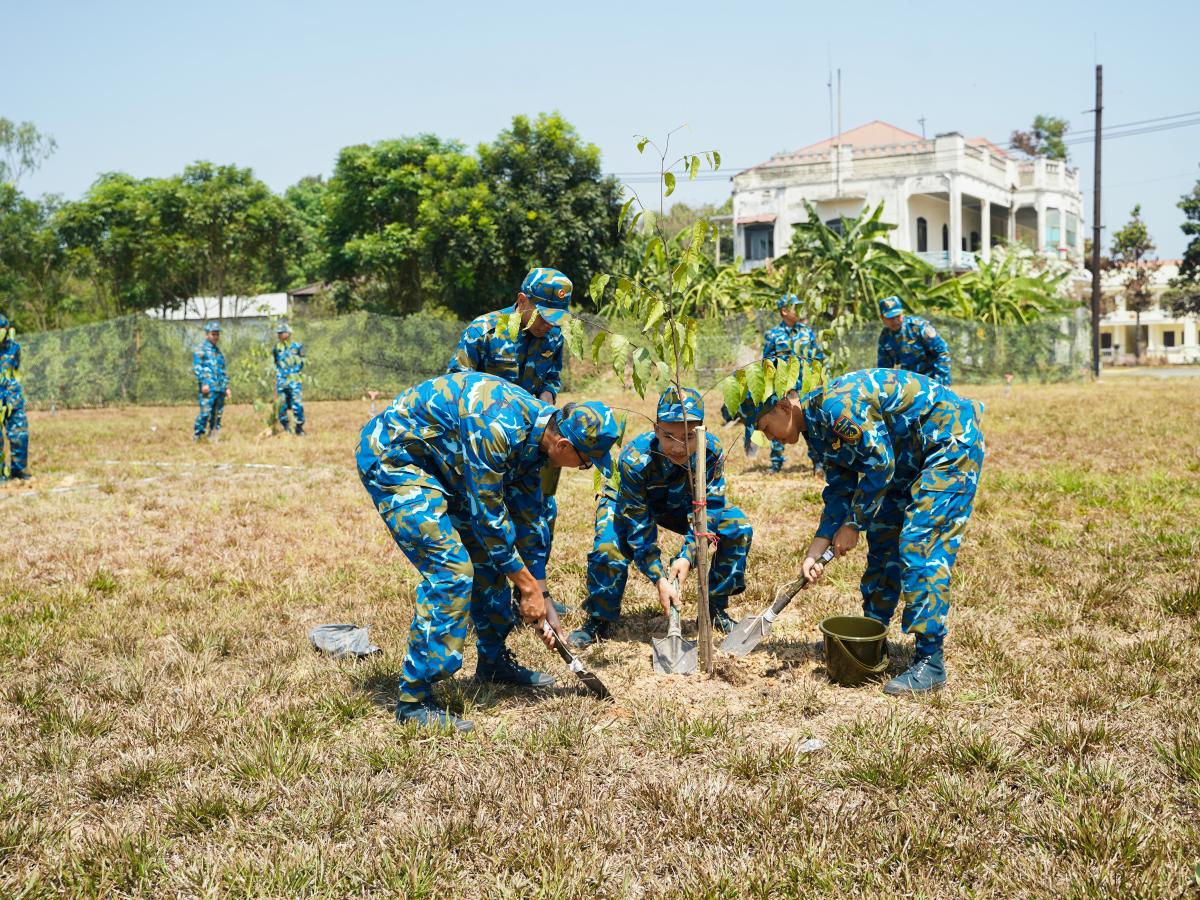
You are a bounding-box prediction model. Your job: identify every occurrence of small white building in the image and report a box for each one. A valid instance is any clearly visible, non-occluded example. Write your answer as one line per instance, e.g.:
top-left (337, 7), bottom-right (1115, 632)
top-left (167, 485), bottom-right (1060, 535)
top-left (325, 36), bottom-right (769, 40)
top-left (1100, 261), bottom-right (1199, 365)
top-left (145, 293), bottom-right (291, 324)
top-left (732, 121), bottom-right (1086, 275)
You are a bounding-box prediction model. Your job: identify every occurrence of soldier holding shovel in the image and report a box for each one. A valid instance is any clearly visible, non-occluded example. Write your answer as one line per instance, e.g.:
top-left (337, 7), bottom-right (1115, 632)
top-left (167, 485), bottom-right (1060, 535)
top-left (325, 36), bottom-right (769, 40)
top-left (738, 368), bottom-right (985, 694)
top-left (356, 372), bottom-right (620, 732)
top-left (571, 386), bottom-right (752, 649)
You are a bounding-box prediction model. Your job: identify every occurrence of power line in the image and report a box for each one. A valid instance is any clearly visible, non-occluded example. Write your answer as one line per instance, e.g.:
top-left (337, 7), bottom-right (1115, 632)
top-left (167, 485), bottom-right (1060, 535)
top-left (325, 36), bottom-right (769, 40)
top-left (1064, 109), bottom-right (1200, 138)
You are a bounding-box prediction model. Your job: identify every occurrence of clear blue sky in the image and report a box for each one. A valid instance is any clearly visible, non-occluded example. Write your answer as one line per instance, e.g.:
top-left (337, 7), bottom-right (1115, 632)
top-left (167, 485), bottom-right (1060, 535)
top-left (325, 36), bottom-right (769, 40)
top-left (5, 0), bottom-right (1199, 256)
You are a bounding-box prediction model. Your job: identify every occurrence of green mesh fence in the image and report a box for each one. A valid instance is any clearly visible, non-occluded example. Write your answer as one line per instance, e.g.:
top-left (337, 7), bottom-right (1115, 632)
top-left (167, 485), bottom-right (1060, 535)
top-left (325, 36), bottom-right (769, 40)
top-left (18, 308), bottom-right (1090, 409)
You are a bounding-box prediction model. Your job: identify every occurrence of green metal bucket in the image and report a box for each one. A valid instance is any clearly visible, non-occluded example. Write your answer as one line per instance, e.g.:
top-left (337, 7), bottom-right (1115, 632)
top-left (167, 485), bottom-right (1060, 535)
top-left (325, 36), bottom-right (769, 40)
top-left (819, 616), bottom-right (889, 687)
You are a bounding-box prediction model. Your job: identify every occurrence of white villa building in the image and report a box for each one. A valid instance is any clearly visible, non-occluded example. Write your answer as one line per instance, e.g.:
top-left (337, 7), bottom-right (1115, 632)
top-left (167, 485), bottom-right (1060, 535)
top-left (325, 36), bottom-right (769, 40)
top-left (731, 121), bottom-right (1086, 275)
top-left (1099, 261), bottom-right (1200, 365)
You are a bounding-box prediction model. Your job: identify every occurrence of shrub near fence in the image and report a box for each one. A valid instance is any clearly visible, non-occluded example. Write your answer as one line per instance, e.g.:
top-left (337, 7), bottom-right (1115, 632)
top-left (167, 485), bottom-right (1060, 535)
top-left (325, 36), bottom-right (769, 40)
top-left (18, 308), bottom-right (1091, 409)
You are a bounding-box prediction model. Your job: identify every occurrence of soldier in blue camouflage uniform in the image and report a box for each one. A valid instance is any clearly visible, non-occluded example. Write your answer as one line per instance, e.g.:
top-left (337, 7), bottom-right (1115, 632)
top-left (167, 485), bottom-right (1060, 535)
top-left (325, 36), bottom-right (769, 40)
top-left (760, 293), bottom-right (826, 473)
top-left (740, 367), bottom-right (984, 694)
top-left (571, 386), bottom-right (752, 648)
top-left (876, 295), bottom-right (951, 384)
top-left (192, 320), bottom-right (230, 441)
top-left (273, 322), bottom-right (305, 435)
top-left (447, 267), bottom-right (571, 612)
top-left (0, 314), bottom-right (30, 480)
top-left (356, 371), bottom-right (620, 732)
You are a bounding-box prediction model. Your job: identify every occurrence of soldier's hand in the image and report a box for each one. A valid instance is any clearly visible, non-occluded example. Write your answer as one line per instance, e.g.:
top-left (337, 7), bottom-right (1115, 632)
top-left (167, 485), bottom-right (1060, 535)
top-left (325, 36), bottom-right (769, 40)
top-left (668, 557), bottom-right (691, 586)
top-left (517, 584), bottom-right (547, 625)
top-left (200, 384), bottom-right (210, 396)
top-left (657, 577), bottom-right (682, 613)
top-left (225, 389), bottom-right (232, 400)
top-left (832, 524), bottom-right (860, 557)
top-left (802, 556), bottom-right (826, 583)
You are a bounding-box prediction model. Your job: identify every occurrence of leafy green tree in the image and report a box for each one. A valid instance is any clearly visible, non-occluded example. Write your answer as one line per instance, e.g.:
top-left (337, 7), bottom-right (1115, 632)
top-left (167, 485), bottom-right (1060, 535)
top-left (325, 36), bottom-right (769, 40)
top-left (0, 185), bottom-right (72, 330)
top-left (480, 113), bottom-right (623, 306)
top-left (323, 135), bottom-right (467, 314)
top-left (1110, 205), bottom-right (1156, 361)
top-left (179, 162), bottom-right (294, 317)
top-left (0, 118), bottom-right (57, 186)
top-left (775, 200), bottom-right (927, 322)
top-left (283, 175), bottom-right (329, 287)
top-left (1010, 115), bottom-right (1070, 162)
top-left (924, 245), bottom-right (1068, 325)
top-left (1165, 174), bottom-right (1200, 316)
top-left (57, 173), bottom-right (200, 317)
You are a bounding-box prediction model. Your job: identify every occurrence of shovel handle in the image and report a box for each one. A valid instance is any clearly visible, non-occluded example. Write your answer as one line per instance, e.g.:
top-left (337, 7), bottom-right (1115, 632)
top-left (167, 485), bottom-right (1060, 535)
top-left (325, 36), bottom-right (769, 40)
top-left (667, 604), bottom-right (682, 638)
top-left (770, 547), bottom-right (835, 616)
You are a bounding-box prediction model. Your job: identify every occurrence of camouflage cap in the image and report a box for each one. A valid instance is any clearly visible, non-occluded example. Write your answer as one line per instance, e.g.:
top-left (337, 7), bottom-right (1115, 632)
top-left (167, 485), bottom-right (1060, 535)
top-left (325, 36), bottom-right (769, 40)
top-left (204, 320), bottom-right (222, 332)
top-left (276, 321), bottom-right (291, 333)
top-left (776, 293), bottom-right (799, 310)
top-left (656, 385), bottom-right (704, 423)
top-left (522, 267), bottom-right (573, 326)
top-left (556, 400), bottom-right (620, 477)
top-left (734, 386), bottom-right (781, 429)
top-left (878, 295), bottom-right (904, 318)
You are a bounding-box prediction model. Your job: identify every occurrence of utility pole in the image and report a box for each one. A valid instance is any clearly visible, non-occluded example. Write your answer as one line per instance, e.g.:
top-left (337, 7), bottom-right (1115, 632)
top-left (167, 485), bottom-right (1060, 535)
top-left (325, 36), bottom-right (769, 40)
top-left (835, 69), bottom-right (843, 198)
top-left (1090, 64), bottom-right (1103, 379)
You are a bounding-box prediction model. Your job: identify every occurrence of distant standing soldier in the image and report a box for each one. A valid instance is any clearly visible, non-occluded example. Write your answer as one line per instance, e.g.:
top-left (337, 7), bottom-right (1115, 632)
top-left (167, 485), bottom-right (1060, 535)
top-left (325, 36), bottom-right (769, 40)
top-left (761, 293), bottom-right (826, 473)
top-left (876, 295), bottom-right (951, 384)
top-left (273, 321), bottom-right (305, 435)
top-left (356, 372), bottom-right (620, 732)
top-left (571, 386), bottom-right (752, 649)
top-left (447, 267), bottom-right (571, 611)
top-left (193, 320), bottom-right (230, 441)
top-left (740, 368), bottom-right (985, 694)
top-left (0, 314), bottom-right (30, 481)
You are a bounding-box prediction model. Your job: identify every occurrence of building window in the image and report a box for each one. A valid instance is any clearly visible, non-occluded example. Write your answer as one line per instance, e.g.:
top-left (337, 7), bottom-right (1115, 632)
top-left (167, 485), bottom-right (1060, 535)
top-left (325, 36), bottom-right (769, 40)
top-left (970, 231), bottom-right (980, 252)
top-left (745, 224), bottom-right (774, 261)
top-left (1066, 212), bottom-right (1078, 254)
top-left (941, 224), bottom-right (949, 252)
top-left (1045, 208), bottom-right (1060, 253)
top-left (916, 217), bottom-right (928, 252)
top-left (1100, 332), bottom-right (1112, 349)
top-left (1164, 330), bottom-right (1177, 348)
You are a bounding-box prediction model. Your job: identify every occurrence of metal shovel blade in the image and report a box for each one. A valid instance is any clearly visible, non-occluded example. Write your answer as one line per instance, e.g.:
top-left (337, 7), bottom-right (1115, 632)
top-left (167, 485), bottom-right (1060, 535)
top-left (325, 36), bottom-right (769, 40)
top-left (652, 606), bottom-right (697, 674)
top-left (720, 611), bottom-right (776, 658)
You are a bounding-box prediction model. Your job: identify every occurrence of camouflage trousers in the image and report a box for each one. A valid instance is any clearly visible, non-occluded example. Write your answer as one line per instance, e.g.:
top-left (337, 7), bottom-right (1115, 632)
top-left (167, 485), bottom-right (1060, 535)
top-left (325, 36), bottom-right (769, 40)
top-left (527, 462), bottom-right (559, 581)
top-left (276, 382), bottom-right (305, 430)
top-left (194, 389), bottom-right (226, 437)
top-left (1, 392), bottom-right (28, 475)
top-left (358, 455), bottom-right (517, 704)
top-left (584, 495), bottom-right (752, 621)
top-left (860, 441), bottom-right (985, 655)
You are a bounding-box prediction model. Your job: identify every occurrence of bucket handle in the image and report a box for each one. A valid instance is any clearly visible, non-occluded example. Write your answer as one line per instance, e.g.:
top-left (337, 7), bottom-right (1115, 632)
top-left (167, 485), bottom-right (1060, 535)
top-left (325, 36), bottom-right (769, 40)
top-left (831, 635), bottom-right (889, 675)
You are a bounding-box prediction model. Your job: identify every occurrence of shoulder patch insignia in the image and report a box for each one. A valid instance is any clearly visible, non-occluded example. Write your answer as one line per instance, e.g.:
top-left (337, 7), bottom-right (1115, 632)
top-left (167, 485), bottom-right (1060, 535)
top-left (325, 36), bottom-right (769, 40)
top-left (923, 325), bottom-right (937, 339)
top-left (831, 414), bottom-right (863, 443)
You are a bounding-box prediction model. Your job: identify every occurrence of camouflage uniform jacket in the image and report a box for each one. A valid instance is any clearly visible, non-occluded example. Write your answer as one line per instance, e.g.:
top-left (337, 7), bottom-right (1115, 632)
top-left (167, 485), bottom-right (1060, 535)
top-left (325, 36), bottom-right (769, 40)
top-left (358, 372), bottom-right (553, 576)
top-left (876, 315), bottom-right (951, 385)
top-left (272, 340), bottom-right (305, 389)
top-left (800, 369), bottom-right (984, 539)
top-left (0, 339), bottom-right (21, 405)
top-left (192, 340), bottom-right (229, 391)
top-left (616, 429), bottom-right (730, 583)
top-left (763, 321), bottom-right (826, 369)
top-left (446, 306), bottom-right (564, 400)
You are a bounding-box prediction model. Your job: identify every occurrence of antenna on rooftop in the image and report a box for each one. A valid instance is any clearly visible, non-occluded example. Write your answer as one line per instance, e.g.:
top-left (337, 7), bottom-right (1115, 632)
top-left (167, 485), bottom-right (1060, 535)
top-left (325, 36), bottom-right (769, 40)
top-left (918, 115), bottom-right (927, 139)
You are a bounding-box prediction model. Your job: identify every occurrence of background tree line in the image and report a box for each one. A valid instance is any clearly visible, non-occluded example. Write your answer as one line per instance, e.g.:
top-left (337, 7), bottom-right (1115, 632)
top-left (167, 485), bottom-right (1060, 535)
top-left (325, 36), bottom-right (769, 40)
top-left (0, 113), bottom-right (623, 329)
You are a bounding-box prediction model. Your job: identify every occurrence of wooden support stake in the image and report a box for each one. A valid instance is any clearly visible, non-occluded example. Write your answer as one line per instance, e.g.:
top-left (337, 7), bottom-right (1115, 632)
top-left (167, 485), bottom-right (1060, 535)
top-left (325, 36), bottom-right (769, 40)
top-left (693, 424), bottom-right (713, 674)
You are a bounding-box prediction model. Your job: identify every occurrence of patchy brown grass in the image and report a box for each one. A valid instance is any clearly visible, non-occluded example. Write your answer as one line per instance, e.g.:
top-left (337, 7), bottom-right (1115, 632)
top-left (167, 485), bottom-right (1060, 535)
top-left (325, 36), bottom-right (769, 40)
top-left (2, 378), bottom-right (1199, 897)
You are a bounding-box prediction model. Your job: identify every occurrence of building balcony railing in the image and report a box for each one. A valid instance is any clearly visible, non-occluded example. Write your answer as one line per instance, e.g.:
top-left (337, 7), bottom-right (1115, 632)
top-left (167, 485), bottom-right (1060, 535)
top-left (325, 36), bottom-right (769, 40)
top-left (913, 251), bottom-right (978, 271)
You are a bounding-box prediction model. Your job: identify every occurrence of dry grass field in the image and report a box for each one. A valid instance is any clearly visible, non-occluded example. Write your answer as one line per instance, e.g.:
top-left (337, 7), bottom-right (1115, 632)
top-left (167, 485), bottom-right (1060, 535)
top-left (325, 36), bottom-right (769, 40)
top-left (2, 378), bottom-right (1199, 898)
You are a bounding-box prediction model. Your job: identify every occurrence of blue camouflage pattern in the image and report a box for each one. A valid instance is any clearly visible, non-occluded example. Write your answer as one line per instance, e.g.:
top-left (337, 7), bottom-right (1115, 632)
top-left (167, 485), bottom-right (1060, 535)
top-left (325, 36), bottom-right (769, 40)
top-left (762, 313), bottom-right (826, 471)
top-left (192, 337), bottom-right (228, 437)
top-left (878, 295), bottom-right (904, 318)
top-left (656, 386), bottom-right (704, 423)
top-left (356, 372), bottom-right (555, 703)
top-left (273, 339), bottom-right (305, 430)
top-left (584, 429), bottom-right (752, 621)
top-left (0, 334), bottom-right (29, 476)
top-left (798, 368), bottom-right (985, 652)
top-left (446, 302), bottom-right (566, 578)
top-left (877, 313), bottom-right (952, 385)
